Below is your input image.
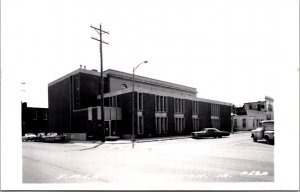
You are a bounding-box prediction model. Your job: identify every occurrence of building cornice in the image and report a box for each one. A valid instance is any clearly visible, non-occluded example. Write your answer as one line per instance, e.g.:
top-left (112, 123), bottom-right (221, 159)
top-left (104, 69), bottom-right (197, 94)
top-left (48, 68), bottom-right (100, 87)
top-left (100, 87), bottom-right (233, 106)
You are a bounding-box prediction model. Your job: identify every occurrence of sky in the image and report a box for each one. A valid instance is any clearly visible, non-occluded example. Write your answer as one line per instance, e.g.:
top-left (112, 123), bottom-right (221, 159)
top-left (1, 0), bottom-right (299, 189)
top-left (2, 0), bottom-right (298, 108)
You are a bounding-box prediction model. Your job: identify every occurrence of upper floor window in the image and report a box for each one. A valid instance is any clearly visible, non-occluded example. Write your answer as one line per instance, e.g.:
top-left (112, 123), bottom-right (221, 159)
top-left (137, 93), bottom-right (143, 111)
top-left (268, 104), bottom-right (273, 112)
top-left (174, 98), bottom-right (184, 113)
top-left (109, 96), bottom-right (117, 107)
top-left (211, 103), bottom-right (220, 116)
top-left (32, 109), bottom-right (37, 120)
top-left (155, 95), bottom-right (167, 112)
top-left (192, 101), bottom-right (199, 115)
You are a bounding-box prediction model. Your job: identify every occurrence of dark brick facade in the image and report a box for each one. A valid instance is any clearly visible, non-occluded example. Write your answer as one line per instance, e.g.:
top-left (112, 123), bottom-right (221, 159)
top-left (21, 102), bottom-right (48, 135)
top-left (48, 68), bottom-right (233, 140)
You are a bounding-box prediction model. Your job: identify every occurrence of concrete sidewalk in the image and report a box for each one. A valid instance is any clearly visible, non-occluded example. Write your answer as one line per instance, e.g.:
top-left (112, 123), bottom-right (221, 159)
top-left (69, 132), bottom-right (249, 146)
top-left (69, 135), bottom-right (193, 145)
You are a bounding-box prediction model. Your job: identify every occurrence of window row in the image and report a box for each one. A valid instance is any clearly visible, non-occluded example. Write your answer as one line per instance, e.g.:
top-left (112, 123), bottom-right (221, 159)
top-left (211, 103), bottom-right (220, 116)
top-left (155, 95), bottom-right (167, 112)
top-left (192, 101), bottom-right (200, 115)
top-left (192, 118), bottom-right (200, 131)
top-left (155, 117), bottom-right (168, 134)
top-left (211, 119), bottom-right (220, 129)
top-left (137, 115), bottom-right (144, 134)
top-left (174, 98), bottom-right (184, 113)
top-left (175, 117), bottom-right (185, 133)
top-left (32, 109), bottom-right (48, 120)
top-left (108, 96), bottom-right (117, 107)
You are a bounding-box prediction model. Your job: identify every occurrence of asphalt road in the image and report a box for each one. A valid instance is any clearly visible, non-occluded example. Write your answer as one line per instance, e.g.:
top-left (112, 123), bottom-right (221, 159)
top-left (23, 132), bottom-right (274, 184)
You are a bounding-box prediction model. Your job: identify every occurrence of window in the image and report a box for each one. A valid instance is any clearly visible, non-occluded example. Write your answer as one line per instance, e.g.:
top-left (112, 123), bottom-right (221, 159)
top-left (192, 118), bottom-right (199, 131)
top-left (155, 95), bottom-right (167, 112)
top-left (242, 119), bottom-right (246, 128)
top-left (109, 96), bottom-right (117, 107)
top-left (43, 110), bottom-right (48, 120)
top-left (211, 119), bottom-right (220, 129)
top-left (156, 117), bottom-right (161, 134)
top-left (192, 101), bottom-right (199, 115)
top-left (175, 117), bottom-right (184, 133)
top-left (137, 93), bottom-right (143, 111)
top-left (268, 104), bottom-right (273, 112)
top-left (137, 116), bottom-right (144, 134)
top-left (211, 103), bottom-right (220, 116)
top-left (32, 109), bottom-right (37, 120)
top-left (234, 119), bottom-right (237, 128)
top-left (156, 117), bottom-right (168, 134)
top-left (174, 98), bottom-right (184, 113)
top-left (249, 105), bottom-right (252, 110)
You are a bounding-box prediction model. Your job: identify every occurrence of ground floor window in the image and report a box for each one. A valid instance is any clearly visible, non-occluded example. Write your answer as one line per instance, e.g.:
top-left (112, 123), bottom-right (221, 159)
top-left (211, 119), bottom-right (220, 129)
top-left (192, 118), bottom-right (199, 131)
top-left (175, 117), bottom-right (184, 133)
top-left (156, 117), bottom-right (168, 134)
top-left (243, 119), bottom-right (246, 128)
top-left (234, 119), bottom-right (237, 128)
top-left (137, 116), bottom-right (144, 134)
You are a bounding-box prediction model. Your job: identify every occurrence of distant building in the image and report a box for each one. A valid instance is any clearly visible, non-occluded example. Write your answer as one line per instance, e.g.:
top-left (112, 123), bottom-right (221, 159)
top-left (48, 68), bottom-right (233, 140)
top-left (233, 96), bottom-right (274, 131)
top-left (21, 102), bottom-right (48, 135)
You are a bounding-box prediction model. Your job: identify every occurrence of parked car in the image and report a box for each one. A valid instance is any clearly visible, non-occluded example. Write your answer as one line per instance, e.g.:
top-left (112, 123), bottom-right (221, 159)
top-left (251, 120), bottom-right (274, 144)
top-left (22, 133), bottom-right (36, 141)
top-left (42, 132), bottom-right (66, 142)
top-left (35, 132), bottom-right (46, 142)
top-left (192, 128), bottom-right (230, 139)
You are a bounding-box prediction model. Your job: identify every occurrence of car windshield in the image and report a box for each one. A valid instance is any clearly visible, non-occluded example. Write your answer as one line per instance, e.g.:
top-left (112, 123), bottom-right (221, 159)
top-left (205, 128), bottom-right (218, 132)
top-left (262, 122), bottom-right (274, 131)
top-left (47, 133), bottom-right (57, 136)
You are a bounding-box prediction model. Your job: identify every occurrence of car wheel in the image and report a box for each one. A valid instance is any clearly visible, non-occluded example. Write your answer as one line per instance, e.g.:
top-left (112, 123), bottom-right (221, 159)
top-left (265, 136), bottom-right (270, 144)
top-left (253, 137), bottom-right (257, 142)
top-left (218, 136), bottom-right (222, 138)
top-left (198, 135), bottom-right (202, 139)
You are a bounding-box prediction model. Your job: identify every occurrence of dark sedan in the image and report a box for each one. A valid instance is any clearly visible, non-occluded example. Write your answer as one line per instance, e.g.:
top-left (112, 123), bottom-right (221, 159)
top-left (192, 128), bottom-right (230, 139)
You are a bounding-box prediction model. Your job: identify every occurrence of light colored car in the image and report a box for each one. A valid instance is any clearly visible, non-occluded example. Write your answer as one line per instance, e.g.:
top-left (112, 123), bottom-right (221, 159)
top-left (192, 128), bottom-right (230, 139)
top-left (43, 132), bottom-right (66, 142)
top-left (251, 120), bottom-right (274, 144)
top-left (35, 132), bottom-right (46, 142)
top-left (22, 133), bottom-right (36, 141)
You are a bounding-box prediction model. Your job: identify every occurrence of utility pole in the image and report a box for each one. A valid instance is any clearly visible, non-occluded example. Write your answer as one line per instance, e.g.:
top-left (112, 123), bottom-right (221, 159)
top-left (91, 24), bottom-right (109, 142)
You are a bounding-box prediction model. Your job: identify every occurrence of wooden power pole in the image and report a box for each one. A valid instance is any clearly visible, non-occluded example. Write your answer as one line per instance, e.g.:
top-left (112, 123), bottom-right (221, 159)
top-left (90, 24), bottom-right (109, 142)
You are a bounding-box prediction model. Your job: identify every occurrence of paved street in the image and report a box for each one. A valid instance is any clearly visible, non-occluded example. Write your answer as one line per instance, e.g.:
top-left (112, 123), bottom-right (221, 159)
top-left (23, 132), bottom-right (274, 184)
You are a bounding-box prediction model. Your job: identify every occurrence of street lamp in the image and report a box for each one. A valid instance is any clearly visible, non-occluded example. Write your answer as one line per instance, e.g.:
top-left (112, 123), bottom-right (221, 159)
top-left (132, 60), bottom-right (148, 149)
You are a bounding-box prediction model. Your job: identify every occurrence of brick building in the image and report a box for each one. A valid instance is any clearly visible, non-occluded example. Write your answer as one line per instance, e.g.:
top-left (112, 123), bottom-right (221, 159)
top-left (21, 102), bottom-right (49, 135)
top-left (48, 67), bottom-right (233, 140)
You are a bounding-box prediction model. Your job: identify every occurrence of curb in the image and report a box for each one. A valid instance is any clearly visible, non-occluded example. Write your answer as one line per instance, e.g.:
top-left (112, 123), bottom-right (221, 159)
top-left (70, 136), bottom-right (193, 145)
